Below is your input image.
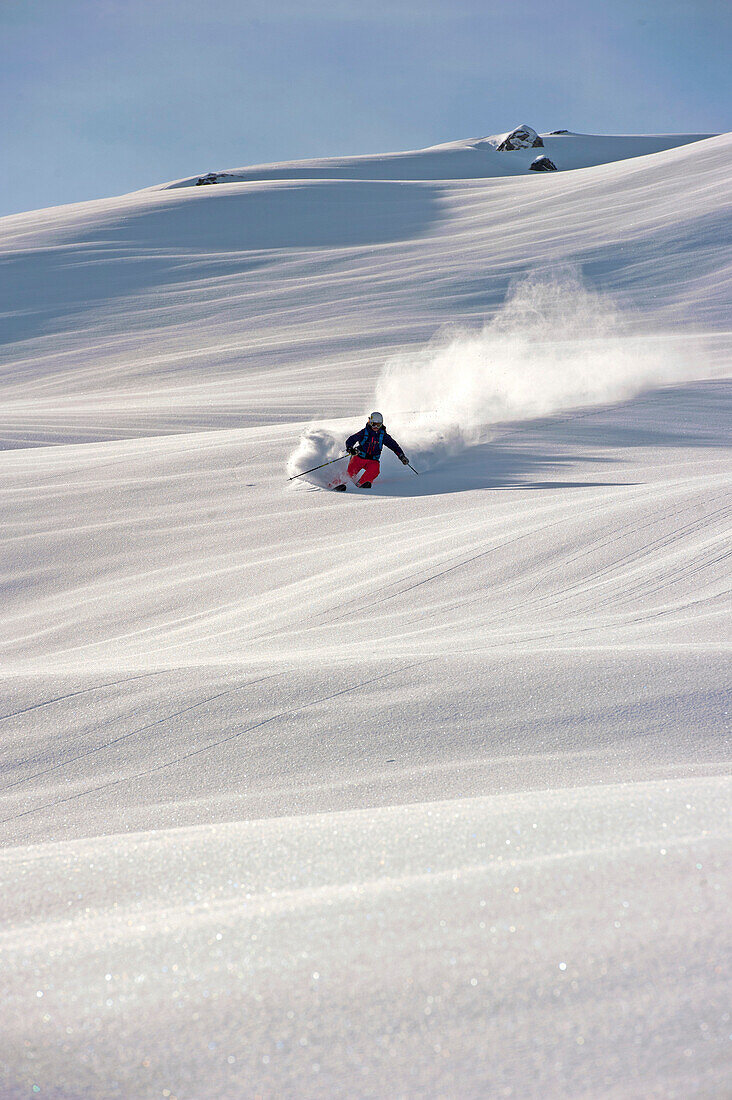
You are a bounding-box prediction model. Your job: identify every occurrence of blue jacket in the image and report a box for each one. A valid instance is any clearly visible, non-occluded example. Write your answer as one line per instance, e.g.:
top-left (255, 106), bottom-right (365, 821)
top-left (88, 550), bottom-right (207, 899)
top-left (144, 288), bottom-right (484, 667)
top-left (346, 423), bottom-right (405, 463)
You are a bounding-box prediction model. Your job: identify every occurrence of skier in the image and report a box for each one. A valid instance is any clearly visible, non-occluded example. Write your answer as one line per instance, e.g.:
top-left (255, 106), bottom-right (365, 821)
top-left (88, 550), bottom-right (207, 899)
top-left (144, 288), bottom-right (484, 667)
top-left (336, 411), bottom-right (409, 490)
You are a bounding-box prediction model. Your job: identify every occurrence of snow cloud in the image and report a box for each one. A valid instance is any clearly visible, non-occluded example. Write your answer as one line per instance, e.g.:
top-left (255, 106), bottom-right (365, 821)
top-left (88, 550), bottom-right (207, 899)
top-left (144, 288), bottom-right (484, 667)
top-left (375, 268), bottom-right (694, 465)
top-left (286, 425), bottom-right (349, 488)
top-left (289, 269), bottom-right (698, 484)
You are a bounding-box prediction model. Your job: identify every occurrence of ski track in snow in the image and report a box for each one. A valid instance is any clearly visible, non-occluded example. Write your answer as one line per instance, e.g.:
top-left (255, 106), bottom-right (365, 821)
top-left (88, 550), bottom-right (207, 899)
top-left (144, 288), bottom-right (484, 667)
top-left (0, 130), bottom-right (730, 1100)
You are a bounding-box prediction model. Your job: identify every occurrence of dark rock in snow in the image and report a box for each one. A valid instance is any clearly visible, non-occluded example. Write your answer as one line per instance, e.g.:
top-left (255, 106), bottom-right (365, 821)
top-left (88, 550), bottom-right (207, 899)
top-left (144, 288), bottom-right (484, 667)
top-left (496, 125), bottom-right (544, 151)
top-left (529, 155), bottom-right (558, 172)
top-left (195, 172), bottom-right (237, 186)
top-left (549, 130), bottom-right (570, 135)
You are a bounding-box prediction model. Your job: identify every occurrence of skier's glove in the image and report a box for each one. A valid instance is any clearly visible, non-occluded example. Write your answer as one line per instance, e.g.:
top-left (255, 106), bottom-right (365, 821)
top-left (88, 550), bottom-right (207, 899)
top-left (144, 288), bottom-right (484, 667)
top-left (347, 446), bottom-right (359, 456)
top-left (399, 454), bottom-right (409, 465)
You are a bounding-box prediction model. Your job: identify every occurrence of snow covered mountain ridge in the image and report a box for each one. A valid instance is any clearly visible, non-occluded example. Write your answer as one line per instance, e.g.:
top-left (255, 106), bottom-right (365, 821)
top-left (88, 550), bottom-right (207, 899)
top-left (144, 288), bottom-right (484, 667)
top-left (163, 125), bottom-right (717, 188)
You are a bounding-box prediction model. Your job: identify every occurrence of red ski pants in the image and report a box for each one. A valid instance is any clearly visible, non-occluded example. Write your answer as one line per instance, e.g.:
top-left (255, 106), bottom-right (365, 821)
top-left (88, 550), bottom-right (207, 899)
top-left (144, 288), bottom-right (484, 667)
top-left (347, 456), bottom-right (380, 485)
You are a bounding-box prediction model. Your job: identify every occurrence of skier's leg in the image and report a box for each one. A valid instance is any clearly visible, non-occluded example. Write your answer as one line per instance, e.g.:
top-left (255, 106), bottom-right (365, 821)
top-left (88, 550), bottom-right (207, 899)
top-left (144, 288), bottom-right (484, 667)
top-left (348, 457), bottom-right (367, 484)
top-left (347, 457), bottom-right (380, 487)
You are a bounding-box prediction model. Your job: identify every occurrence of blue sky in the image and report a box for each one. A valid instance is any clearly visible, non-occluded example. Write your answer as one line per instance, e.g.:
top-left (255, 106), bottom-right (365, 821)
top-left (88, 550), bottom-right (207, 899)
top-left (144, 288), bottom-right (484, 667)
top-left (1, 0), bottom-right (729, 216)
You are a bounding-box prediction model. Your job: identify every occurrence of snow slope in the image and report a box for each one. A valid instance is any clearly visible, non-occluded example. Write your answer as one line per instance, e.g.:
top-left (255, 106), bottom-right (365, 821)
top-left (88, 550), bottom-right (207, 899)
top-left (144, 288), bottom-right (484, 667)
top-left (1, 131), bottom-right (730, 1099)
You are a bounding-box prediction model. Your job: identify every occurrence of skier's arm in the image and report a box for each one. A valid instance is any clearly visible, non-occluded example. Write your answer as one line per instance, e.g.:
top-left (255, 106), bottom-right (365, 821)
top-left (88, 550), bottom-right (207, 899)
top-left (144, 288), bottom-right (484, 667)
top-left (383, 432), bottom-right (407, 460)
top-left (345, 428), bottom-right (365, 453)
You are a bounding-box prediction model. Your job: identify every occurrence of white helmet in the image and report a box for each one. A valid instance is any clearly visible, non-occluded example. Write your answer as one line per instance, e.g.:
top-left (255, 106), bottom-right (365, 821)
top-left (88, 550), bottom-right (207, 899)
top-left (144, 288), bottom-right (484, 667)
top-left (368, 411), bottom-right (383, 428)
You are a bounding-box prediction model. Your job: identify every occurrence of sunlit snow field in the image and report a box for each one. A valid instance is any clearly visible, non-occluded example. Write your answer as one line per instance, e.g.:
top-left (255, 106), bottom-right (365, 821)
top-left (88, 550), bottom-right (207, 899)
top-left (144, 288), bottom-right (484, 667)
top-left (1, 130), bottom-right (730, 1099)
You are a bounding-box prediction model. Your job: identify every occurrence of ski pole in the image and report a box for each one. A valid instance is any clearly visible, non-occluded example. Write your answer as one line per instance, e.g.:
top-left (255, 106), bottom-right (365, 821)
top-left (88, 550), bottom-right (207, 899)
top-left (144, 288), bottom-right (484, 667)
top-left (408, 463), bottom-right (419, 476)
top-left (288, 454), bottom-right (348, 481)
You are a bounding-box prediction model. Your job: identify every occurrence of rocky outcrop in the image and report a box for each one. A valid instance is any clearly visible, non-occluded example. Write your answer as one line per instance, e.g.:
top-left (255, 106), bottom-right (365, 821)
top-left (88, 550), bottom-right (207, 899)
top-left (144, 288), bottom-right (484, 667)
top-left (495, 125), bottom-right (544, 151)
top-left (195, 172), bottom-right (236, 186)
top-left (529, 155), bottom-right (557, 172)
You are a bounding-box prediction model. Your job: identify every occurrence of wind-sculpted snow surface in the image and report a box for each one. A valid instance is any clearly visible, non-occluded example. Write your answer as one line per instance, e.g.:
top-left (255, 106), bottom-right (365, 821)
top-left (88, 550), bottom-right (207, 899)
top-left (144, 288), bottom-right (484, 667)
top-left (2, 776), bottom-right (729, 1098)
top-left (1, 131), bottom-right (731, 1099)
